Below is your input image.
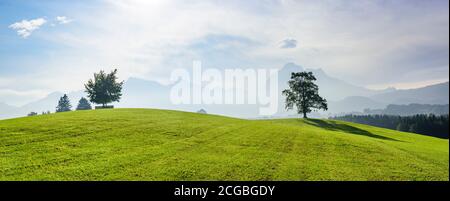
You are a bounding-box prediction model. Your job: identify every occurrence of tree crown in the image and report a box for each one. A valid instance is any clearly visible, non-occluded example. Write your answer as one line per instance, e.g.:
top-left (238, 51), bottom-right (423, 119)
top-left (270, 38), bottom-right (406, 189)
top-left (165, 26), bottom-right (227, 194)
top-left (84, 69), bottom-right (124, 106)
top-left (76, 97), bottom-right (92, 110)
top-left (282, 71), bottom-right (327, 118)
top-left (56, 94), bottom-right (72, 112)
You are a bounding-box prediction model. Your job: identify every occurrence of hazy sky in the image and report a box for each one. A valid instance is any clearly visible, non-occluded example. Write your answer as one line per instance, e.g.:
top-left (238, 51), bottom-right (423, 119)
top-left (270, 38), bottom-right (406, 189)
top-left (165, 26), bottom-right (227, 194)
top-left (0, 0), bottom-right (449, 106)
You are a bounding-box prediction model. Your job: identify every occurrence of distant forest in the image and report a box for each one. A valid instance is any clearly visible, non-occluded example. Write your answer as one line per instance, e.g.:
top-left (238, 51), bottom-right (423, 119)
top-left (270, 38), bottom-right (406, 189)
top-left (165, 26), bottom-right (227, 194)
top-left (363, 104), bottom-right (449, 116)
top-left (331, 114), bottom-right (449, 139)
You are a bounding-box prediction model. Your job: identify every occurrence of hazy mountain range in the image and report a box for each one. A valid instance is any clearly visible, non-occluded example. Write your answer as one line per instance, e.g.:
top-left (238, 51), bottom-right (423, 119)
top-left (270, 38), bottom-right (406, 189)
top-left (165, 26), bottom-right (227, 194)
top-left (362, 104), bottom-right (449, 116)
top-left (278, 63), bottom-right (396, 101)
top-left (277, 63), bottom-right (449, 115)
top-left (0, 91), bottom-right (86, 119)
top-left (1, 63), bottom-right (448, 119)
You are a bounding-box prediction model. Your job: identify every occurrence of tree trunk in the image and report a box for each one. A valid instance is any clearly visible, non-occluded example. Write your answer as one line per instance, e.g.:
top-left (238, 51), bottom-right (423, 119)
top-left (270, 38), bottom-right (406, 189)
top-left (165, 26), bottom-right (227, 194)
top-left (303, 112), bottom-right (307, 119)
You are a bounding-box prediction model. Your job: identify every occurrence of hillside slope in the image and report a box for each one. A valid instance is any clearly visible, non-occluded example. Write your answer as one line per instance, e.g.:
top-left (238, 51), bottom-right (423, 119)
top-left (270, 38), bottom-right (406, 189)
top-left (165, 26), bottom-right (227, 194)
top-left (0, 109), bottom-right (448, 181)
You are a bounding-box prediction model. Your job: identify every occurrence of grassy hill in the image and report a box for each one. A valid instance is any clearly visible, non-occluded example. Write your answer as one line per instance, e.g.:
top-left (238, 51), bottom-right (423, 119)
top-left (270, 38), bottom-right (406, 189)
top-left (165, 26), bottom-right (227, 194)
top-left (0, 108), bottom-right (448, 181)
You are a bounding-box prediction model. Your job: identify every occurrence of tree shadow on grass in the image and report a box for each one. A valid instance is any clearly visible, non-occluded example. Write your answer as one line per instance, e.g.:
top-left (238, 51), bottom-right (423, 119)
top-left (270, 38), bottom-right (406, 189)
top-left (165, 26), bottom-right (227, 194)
top-left (304, 119), bottom-right (401, 142)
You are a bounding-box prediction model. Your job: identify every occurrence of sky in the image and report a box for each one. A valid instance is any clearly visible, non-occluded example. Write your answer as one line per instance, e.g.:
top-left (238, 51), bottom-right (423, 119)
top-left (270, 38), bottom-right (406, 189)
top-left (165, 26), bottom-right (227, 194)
top-left (0, 0), bottom-right (449, 106)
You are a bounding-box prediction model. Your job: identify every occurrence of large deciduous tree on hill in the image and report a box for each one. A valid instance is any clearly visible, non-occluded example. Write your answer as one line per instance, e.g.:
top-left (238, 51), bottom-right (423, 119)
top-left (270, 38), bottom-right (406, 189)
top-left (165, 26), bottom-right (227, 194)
top-left (282, 71), bottom-right (328, 118)
top-left (56, 94), bottom-right (72, 112)
top-left (85, 69), bottom-right (124, 108)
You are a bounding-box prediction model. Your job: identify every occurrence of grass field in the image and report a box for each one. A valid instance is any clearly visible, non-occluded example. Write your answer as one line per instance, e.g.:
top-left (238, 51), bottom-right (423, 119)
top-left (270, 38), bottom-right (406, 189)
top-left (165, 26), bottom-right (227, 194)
top-left (0, 108), bottom-right (448, 181)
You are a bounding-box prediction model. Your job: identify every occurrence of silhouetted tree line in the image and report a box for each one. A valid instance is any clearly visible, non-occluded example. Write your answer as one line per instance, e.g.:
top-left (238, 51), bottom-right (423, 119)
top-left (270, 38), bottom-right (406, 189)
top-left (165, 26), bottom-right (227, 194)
top-left (363, 104), bottom-right (449, 116)
top-left (51, 69), bottom-right (122, 114)
top-left (331, 114), bottom-right (449, 139)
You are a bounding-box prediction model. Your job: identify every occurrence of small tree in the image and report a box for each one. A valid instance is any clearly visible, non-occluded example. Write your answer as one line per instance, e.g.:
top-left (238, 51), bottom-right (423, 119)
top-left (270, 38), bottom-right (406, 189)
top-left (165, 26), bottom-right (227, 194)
top-left (84, 69), bottom-right (124, 108)
top-left (282, 71), bottom-right (328, 118)
top-left (76, 97), bottom-right (92, 110)
top-left (56, 94), bottom-right (72, 112)
top-left (28, 112), bottom-right (38, 116)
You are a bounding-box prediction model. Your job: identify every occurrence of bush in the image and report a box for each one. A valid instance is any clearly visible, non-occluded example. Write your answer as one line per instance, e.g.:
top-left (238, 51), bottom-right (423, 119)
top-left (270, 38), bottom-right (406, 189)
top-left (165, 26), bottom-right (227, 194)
top-left (27, 112), bottom-right (38, 117)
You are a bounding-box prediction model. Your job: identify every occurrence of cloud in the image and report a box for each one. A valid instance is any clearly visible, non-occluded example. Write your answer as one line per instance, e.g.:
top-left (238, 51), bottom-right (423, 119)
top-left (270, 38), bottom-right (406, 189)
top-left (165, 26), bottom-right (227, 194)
top-left (2, 0), bottom-right (448, 94)
top-left (279, 38), bottom-right (297, 49)
top-left (9, 18), bottom-right (47, 38)
top-left (56, 16), bottom-right (72, 24)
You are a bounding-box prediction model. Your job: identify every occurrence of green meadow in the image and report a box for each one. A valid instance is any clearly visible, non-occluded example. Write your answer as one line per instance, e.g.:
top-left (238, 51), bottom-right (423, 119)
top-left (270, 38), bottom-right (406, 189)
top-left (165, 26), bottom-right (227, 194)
top-left (0, 108), bottom-right (448, 181)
